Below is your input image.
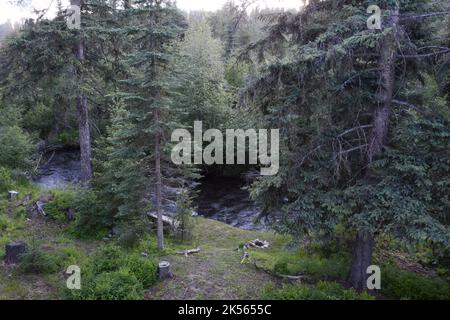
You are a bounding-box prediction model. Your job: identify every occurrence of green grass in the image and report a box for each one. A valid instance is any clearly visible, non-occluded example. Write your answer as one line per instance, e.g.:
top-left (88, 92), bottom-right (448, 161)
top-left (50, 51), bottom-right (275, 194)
top-left (261, 281), bottom-right (374, 300)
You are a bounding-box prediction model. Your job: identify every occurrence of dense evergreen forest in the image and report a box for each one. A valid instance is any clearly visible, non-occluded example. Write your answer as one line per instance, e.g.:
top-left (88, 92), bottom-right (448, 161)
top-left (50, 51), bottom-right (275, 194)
top-left (0, 0), bottom-right (449, 300)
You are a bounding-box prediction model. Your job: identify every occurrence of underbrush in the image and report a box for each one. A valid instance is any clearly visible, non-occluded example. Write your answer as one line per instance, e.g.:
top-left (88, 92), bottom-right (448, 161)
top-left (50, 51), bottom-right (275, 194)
top-left (64, 244), bottom-right (158, 300)
top-left (381, 264), bottom-right (450, 300)
top-left (250, 248), bottom-right (350, 282)
top-left (261, 281), bottom-right (374, 300)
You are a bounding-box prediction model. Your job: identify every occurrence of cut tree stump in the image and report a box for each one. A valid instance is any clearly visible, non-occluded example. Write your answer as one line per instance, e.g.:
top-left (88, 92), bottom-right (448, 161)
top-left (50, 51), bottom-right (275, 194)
top-left (5, 242), bottom-right (27, 264)
top-left (159, 261), bottom-right (173, 279)
top-left (8, 191), bottom-right (19, 201)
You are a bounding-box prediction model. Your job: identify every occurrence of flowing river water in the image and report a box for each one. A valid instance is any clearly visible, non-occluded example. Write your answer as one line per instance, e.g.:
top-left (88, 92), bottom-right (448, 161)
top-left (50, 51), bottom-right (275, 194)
top-left (34, 151), bottom-right (265, 230)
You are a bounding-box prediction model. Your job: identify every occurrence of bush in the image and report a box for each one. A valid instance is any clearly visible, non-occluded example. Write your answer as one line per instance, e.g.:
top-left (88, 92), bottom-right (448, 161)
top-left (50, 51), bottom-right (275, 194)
top-left (45, 189), bottom-right (77, 222)
top-left (70, 268), bottom-right (143, 300)
top-left (0, 167), bottom-right (13, 192)
top-left (22, 103), bottom-right (53, 139)
top-left (91, 245), bottom-right (124, 274)
top-left (261, 281), bottom-right (374, 300)
top-left (252, 249), bottom-right (349, 281)
top-left (0, 126), bottom-right (34, 170)
top-left (72, 190), bottom-right (111, 239)
top-left (19, 242), bottom-right (57, 274)
top-left (173, 191), bottom-right (195, 242)
top-left (382, 264), bottom-right (450, 300)
top-left (124, 254), bottom-right (158, 287)
top-left (65, 245), bottom-right (158, 300)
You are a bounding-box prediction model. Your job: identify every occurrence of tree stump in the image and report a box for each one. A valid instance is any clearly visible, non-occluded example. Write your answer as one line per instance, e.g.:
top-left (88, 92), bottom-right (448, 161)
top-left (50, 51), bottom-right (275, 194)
top-left (5, 242), bottom-right (27, 264)
top-left (159, 261), bottom-right (172, 280)
top-left (8, 191), bottom-right (19, 201)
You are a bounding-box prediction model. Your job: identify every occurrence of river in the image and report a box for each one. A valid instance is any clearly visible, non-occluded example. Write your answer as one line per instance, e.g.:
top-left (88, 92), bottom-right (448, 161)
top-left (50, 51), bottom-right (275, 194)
top-left (34, 151), bottom-right (265, 230)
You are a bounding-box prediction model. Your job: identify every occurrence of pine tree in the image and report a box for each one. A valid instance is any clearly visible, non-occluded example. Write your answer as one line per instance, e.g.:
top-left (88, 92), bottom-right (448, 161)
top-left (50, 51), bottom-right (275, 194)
top-left (244, 0), bottom-right (450, 289)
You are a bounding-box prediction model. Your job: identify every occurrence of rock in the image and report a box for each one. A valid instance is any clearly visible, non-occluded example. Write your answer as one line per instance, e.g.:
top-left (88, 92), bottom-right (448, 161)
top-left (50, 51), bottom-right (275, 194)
top-left (5, 242), bottom-right (27, 264)
top-left (8, 191), bottom-right (19, 201)
top-left (159, 261), bottom-right (173, 279)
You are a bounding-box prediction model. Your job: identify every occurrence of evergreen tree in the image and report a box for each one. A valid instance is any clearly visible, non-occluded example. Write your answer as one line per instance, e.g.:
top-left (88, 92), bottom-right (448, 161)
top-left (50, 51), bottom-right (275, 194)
top-left (244, 0), bottom-right (450, 289)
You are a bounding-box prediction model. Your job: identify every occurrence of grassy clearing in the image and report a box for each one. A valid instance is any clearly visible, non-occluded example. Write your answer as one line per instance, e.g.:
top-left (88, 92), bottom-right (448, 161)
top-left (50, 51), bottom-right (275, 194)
top-left (145, 217), bottom-right (289, 300)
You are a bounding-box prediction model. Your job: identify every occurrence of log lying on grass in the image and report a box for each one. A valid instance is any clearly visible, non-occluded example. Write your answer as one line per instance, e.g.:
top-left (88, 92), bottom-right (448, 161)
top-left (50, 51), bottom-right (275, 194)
top-left (147, 212), bottom-right (179, 228)
top-left (176, 248), bottom-right (201, 256)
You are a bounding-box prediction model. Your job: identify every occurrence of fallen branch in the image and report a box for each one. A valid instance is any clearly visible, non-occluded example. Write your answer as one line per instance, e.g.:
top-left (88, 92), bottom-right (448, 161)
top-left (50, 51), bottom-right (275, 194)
top-left (251, 260), bottom-right (308, 282)
top-left (176, 248), bottom-right (201, 257)
top-left (34, 201), bottom-right (47, 216)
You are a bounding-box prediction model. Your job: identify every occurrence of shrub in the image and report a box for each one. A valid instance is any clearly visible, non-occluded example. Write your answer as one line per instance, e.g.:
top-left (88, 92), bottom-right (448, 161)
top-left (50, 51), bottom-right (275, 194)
top-left (0, 126), bottom-right (34, 170)
top-left (173, 191), bottom-right (195, 242)
top-left (22, 103), bottom-right (53, 139)
top-left (261, 281), bottom-right (373, 300)
top-left (382, 264), bottom-right (450, 300)
top-left (72, 190), bottom-right (111, 239)
top-left (70, 268), bottom-right (143, 300)
top-left (252, 249), bottom-right (349, 281)
top-left (19, 242), bottom-right (57, 274)
top-left (65, 246), bottom-right (158, 300)
top-left (90, 245), bottom-right (124, 274)
top-left (45, 189), bottom-right (77, 222)
top-left (0, 167), bottom-right (12, 192)
top-left (124, 254), bottom-right (158, 287)
top-left (118, 229), bottom-right (141, 249)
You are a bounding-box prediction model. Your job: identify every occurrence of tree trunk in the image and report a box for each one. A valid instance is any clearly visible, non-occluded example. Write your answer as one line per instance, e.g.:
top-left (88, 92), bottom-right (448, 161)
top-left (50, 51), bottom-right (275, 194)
top-left (347, 231), bottom-right (375, 290)
top-left (348, 4), bottom-right (400, 290)
top-left (367, 5), bottom-right (399, 162)
top-left (71, 0), bottom-right (92, 183)
top-left (155, 108), bottom-right (164, 251)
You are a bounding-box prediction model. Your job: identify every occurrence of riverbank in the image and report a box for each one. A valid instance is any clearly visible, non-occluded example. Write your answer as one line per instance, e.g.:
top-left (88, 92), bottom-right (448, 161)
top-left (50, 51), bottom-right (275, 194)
top-left (1, 187), bottom-right (449, 300)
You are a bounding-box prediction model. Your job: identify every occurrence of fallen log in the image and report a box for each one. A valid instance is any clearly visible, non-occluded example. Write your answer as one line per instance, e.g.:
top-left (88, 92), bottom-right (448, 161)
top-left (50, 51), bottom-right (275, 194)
top-left (147, 212), bottom-right (178, 228)
top-left (251, 260), bottom-right (308, 282)
top-left (177, 248), bottom-right (201, 256)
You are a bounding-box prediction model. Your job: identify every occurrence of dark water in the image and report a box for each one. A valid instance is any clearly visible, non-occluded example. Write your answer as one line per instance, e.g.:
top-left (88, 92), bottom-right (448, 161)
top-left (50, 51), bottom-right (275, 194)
top-left (34, 151), bottom-right (264, 230)
top-left (34, 151), bottom-right (81, 189)
top-left (196, 177), bottom-right (264, 230)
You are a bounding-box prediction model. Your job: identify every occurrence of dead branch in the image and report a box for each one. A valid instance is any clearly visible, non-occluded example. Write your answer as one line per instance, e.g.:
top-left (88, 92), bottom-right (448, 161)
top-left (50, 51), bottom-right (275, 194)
top-left (176, 248), bottom-right (201, 256)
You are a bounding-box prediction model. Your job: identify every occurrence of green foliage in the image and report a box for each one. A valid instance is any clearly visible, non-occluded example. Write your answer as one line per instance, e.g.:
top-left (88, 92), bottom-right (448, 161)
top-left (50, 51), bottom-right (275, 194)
top-left (70, 268), bottom-right (144, 300)
top-left (72, 190), bottom-right (110, 239)
top-left (22, 103), bottom-right (54, 139)
top-left (0, 126), bottom-right (34, 171)
top-left (123, 254), bottom-right (158, 287)
top-left (261, 281), bottom-right (373, 300)
top-left (90, 245), bottom-right (124, 274)
top-left (66, 244), bottom-right (158, 300)
top-left (45, 189), bottom-right (77, 222)
top-left (382, 264), bottom-right (450, 300)
top-left (251, 248), bottom-right (349, 282)
top-left (0, 166), bottom-right (13, 192)
top-left (57, 131), bottom-right (79, 146)
top-left (173, 191), bottom-right (195, 242)
top-left (19, 242), bottom-right (58, 274)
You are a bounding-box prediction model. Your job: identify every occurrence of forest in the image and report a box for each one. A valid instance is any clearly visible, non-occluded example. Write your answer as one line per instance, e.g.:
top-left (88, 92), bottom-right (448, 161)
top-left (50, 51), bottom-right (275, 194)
top-left (0, 0), bottom-right (449, 301)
